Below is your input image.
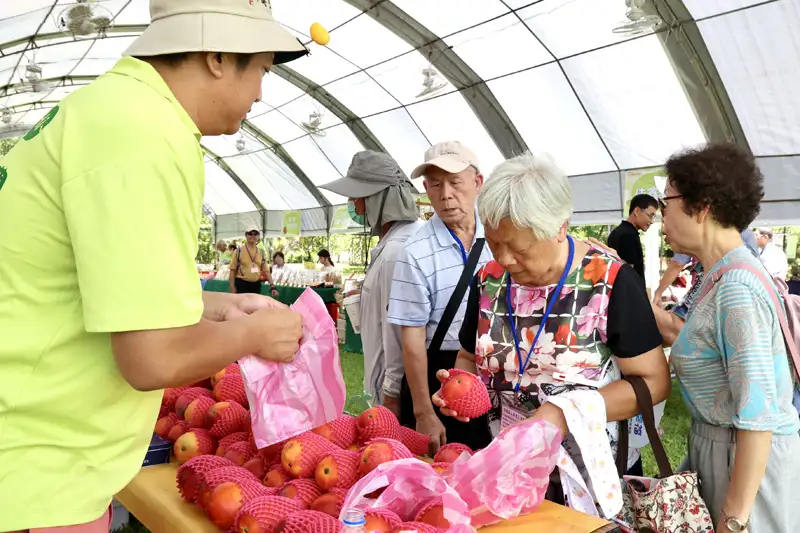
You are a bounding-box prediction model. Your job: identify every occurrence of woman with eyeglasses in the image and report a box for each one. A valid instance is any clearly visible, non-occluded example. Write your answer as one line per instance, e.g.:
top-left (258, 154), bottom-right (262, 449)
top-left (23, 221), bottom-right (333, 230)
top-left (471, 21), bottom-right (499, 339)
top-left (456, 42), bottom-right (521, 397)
top-left (661, 144), bottom-right (800, 533)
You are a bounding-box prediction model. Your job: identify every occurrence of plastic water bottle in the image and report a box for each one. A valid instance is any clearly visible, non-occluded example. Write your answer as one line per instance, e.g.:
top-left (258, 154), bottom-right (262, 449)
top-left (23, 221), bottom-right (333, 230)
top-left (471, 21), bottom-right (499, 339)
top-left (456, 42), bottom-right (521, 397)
top-left (341, 508), bottom-right (366, 533)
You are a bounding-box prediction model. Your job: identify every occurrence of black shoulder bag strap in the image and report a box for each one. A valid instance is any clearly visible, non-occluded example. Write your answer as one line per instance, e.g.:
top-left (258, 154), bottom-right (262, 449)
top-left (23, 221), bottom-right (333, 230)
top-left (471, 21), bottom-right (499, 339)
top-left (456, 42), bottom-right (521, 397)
top-left (428, 238), bottom-right (485, 355)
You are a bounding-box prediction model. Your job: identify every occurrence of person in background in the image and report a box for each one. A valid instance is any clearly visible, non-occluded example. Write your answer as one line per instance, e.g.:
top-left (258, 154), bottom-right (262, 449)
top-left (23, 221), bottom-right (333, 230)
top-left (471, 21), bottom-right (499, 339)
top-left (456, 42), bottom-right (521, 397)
top-left (652, 228), bottom-right (761, 345)
top-left (653, 229), bottom-right (760, 305)
top-left (432, 153), bottom-right (669, 488)
top-left (662, 144), bottom-right (800, 533)
top-left (756, 227), bottom-right (789, 280)
top-left (388, 141), bottom-right (493, 452)
top-left (318, 249), bottom-right (336, 272)
top-left (0, 0), bottom-right (306, 530)
top-left (320, 151), bottom-right (425, 415)
top-left (272, 251), bottom-right (286, 269)
top-left (230, 227), bottom-right (279, 297)
top-left (608, 194), bottom-right (659, 280)
top-left (216, 239), bottom-right (233, 267)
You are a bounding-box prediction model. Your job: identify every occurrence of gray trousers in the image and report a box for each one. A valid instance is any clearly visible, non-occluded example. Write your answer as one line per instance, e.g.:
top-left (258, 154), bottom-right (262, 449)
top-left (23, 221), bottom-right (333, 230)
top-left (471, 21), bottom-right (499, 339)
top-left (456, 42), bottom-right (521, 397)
top-left (683, 419), bottom-right (800, 533)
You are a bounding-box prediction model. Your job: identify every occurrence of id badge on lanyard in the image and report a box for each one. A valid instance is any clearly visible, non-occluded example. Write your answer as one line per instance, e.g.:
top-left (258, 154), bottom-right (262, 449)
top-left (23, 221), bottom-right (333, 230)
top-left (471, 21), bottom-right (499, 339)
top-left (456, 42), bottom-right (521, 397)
top-left (500, 402), bottom-right (530, 430)
top-left (505, 236), bottom-right (574, 393)
top-left (245, 246), bottom-right (260, 275)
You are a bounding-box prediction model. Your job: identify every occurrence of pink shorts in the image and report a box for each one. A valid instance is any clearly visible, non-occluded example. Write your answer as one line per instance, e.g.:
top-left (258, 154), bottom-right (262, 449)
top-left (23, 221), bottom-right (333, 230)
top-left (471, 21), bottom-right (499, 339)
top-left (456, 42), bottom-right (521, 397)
top-left (9, 507), bottom-right (112, 533)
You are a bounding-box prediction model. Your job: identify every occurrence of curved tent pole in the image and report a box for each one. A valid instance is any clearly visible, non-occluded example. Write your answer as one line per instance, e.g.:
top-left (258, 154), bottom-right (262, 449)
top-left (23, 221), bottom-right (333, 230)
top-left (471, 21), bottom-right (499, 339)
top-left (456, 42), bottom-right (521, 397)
top-left (343, 0), bottom-right (528, 158)
top-left (651, 0), bottom-right (751, 151)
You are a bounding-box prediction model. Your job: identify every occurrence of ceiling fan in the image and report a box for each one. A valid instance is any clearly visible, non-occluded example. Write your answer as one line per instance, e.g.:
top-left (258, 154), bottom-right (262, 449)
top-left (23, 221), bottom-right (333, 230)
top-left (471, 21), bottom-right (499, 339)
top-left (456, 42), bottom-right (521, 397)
top-left (56, 0), bottom-right (114, 40)
top-left (612, 0), bottom-right (663, 35)
top-left (415, 66), bottom-right (447, 99)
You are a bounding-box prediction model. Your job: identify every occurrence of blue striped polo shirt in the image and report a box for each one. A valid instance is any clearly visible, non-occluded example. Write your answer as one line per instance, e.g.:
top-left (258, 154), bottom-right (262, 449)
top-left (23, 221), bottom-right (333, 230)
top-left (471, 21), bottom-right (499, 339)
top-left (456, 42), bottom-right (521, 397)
top-left (387, 211), bottom-right (492, 351)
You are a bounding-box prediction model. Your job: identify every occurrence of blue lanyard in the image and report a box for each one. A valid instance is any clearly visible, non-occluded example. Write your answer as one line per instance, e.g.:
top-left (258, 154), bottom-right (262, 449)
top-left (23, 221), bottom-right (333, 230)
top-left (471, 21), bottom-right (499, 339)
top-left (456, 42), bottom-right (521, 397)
top-left (447, 228), bottom-right (468, 264)
top-left (505, 235), bottom-right (574, 393)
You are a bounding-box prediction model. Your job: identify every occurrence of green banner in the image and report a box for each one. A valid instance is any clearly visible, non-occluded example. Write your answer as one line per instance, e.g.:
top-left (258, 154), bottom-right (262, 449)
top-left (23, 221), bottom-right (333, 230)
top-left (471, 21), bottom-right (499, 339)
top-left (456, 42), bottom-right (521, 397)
top-left (786, 234), bottom-right (798, 260)
top-left (624, 167), bottom-right (667, 213)
top-left (330, 206), bottom-right (353, 232)
top-left (282, 210), bottom-right (301, 236)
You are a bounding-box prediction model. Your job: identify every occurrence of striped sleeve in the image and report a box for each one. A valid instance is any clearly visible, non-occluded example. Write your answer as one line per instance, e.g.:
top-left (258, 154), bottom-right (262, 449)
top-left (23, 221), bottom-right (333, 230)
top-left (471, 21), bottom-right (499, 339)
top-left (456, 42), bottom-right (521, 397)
top-left (387, 246), bottom-right (431, 327)
top-left (715, 279), bottom-right (789, 431)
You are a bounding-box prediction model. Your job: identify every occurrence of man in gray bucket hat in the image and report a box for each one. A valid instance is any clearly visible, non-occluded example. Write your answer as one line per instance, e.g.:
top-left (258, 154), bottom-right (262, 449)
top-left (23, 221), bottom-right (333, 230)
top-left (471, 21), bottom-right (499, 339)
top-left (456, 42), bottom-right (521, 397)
top-left (321, 151), bottom-right (424, 415)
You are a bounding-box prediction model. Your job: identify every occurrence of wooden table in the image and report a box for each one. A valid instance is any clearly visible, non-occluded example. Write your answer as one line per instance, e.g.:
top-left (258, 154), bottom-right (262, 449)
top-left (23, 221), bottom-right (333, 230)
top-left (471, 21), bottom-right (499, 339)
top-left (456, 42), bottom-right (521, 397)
top-left (117, 463), bottom-right (618, 533)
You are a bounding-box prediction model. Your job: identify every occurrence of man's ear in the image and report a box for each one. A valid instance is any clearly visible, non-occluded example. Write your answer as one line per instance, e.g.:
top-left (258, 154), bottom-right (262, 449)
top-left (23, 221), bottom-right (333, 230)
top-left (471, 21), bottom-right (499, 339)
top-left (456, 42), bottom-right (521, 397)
top-left (475, 171), bottom-right (485, 192)
top-left (205, 52), bottom-right (226, 79)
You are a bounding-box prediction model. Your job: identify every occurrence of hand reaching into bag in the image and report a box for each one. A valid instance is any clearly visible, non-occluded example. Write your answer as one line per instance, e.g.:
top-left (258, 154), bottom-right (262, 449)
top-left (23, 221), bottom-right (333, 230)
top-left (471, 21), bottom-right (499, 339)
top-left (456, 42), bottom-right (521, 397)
top-left (246, 307), bottom-right (303, 363)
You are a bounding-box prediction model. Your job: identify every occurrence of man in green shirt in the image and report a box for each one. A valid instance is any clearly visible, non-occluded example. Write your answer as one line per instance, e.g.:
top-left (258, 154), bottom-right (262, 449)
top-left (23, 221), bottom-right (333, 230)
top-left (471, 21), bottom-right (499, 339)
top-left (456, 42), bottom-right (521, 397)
top-left (0, 0), bottom-right (307, 530)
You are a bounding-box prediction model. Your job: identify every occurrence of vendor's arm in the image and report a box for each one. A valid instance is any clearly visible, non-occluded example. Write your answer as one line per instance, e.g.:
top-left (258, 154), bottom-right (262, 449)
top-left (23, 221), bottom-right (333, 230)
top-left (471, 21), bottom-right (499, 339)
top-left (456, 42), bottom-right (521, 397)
top-left (63, 155), bottom-right (301, 392)
top-left (716, 281), bottom-right (787, 528)
top-left (202, 290), bottom-right (285, 322)
top-left (112, 310), bottom-right (299, 391)
top-left (388, 250), bottom-right (445, 449)
top-left (534, 264), bottom-right (671, 434)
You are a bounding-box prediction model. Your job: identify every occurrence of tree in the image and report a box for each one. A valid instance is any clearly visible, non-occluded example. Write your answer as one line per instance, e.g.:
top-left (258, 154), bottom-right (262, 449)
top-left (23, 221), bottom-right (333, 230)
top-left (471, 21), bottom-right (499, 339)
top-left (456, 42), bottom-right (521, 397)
top-left (195, 214), bottom-right (215, 265)
top-left (0, 138), bottom-right (19, 157)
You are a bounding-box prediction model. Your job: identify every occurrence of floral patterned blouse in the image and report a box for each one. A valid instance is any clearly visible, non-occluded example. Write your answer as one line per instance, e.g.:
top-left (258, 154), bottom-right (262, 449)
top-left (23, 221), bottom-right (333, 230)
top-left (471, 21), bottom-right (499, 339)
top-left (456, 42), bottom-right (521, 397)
top-left (459, 248), bottom-right (663, 450)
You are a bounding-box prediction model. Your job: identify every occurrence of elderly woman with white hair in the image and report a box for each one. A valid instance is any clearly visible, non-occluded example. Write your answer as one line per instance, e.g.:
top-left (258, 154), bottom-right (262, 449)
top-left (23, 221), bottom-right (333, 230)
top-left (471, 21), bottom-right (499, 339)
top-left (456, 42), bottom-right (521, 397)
top-left (433, 153), bottom-right (671, 499)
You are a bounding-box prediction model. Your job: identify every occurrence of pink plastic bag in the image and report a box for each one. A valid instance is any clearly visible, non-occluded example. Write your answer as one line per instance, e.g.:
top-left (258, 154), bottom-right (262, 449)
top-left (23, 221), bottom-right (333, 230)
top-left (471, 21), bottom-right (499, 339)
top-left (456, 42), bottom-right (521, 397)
top-left (447, 419), bottom-right (562, 528)
top-left (239, 289), bottom-right (346, 448)
top-left (340, 458), bottom-right (476, 533)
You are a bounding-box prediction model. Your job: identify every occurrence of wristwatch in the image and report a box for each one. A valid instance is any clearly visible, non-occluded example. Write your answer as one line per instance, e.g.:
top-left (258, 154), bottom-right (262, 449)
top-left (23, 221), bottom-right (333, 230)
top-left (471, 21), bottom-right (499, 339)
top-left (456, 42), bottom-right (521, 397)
top-left (721, 510), bottom-right (748, 532)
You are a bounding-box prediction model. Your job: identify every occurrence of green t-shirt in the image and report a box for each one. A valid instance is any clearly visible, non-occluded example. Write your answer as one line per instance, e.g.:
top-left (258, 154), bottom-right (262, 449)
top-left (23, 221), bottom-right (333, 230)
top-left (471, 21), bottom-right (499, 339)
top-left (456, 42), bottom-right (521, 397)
top-left (0, 57), bottom-right (204, 529)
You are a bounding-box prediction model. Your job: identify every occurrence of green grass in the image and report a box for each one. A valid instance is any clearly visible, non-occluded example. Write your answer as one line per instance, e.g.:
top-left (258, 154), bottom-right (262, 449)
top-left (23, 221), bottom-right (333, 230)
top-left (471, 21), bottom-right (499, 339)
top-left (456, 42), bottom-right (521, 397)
top-left (115, 354), bottom-right (688, 531)
top-left (340, 350), bottom-right (365, 398)
top-left (640, 379), bottom-right (691, 477)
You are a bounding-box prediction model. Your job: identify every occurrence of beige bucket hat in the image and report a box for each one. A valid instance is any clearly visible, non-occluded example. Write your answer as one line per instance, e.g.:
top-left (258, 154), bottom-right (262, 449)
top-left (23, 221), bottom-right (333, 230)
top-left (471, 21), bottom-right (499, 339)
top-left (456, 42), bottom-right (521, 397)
top-left (124, 0), bottom-right (308, 65)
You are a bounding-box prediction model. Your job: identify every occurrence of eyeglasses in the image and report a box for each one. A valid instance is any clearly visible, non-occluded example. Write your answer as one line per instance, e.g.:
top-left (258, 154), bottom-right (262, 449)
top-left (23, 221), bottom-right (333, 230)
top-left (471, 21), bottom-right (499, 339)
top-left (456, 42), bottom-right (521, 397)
top-left (659, 194), bottom-right (683, 213)
top-left (246, 231), bottom-right (260, 236)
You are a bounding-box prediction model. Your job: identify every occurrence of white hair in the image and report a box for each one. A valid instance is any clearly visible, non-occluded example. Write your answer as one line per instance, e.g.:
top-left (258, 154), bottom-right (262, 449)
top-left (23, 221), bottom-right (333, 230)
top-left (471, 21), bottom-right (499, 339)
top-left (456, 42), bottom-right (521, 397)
top-left (478, 153), bottom-right (573, 239)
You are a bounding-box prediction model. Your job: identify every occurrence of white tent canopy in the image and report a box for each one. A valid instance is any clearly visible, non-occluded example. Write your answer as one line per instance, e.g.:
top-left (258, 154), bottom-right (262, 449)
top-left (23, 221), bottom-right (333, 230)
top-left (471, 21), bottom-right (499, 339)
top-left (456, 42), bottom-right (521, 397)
top-left (2, 0), bottom-right (799, 231)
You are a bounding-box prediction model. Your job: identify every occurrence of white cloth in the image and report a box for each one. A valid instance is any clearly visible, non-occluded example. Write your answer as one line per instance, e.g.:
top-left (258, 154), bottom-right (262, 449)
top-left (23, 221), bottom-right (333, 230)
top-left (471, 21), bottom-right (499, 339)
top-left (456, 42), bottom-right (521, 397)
top-left (548, 390), bottom-right (623, 519)
top-left (362, 220), bottom-right (426, 402)
top-left (388, 210), bottom-right (493, 351)
top-left (760, 241), bottom-right (789, 280)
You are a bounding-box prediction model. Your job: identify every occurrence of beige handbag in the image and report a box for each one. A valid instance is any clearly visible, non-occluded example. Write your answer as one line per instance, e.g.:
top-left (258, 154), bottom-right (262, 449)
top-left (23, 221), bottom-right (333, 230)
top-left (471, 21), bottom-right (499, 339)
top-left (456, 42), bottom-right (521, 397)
top-left (614, 376), bottom-right (714, 533)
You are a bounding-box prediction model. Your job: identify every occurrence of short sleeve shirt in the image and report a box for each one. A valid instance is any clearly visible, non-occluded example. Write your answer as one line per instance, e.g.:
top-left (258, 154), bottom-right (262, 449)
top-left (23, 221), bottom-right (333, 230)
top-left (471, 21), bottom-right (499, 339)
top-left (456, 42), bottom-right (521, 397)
top-left (0, 58), bottom-right (205, 530)
top-left (232, 245), bottom-right (266, 282)
top-left (608, 221), bottom-right (644, 279)
top-left (387, 212), bottom-right (492, 351)
top-left (671, 246), bottom-right (799, 434)
top-left (458, 248), bottom-right (662, 457)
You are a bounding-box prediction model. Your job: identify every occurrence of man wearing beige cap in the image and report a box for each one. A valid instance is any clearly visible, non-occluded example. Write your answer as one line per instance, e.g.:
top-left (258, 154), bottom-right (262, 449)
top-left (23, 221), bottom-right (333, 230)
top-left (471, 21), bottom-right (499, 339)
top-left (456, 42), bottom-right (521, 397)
top-left (0, 1), bottom-right (306, 530)
top-left (388, 141), bottom-right (493, 453)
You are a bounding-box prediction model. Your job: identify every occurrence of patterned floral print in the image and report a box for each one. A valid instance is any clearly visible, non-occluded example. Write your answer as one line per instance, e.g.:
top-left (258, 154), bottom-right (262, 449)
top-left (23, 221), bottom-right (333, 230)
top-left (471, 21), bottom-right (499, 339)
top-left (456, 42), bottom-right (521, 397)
top-left (474, 248), bottom-right (622, 399)
top-left (473, 249), bottom-right (644, 470)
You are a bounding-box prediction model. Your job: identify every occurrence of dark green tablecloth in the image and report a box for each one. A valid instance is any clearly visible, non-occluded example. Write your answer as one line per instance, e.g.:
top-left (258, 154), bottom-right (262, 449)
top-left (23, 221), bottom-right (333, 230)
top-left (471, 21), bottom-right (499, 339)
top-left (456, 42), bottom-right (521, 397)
top-left (203, 278), bottom-right (337, 305)
top-left (343, 312), bottom-right (363, 354)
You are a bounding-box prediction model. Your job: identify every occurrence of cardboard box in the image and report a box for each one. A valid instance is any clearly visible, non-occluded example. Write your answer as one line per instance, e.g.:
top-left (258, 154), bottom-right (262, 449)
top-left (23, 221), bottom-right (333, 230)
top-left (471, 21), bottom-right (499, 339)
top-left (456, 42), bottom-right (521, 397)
top-left (143, 433), bottom-right (172, 467)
